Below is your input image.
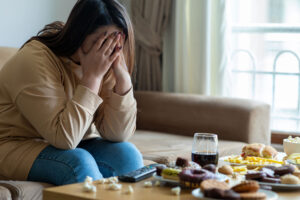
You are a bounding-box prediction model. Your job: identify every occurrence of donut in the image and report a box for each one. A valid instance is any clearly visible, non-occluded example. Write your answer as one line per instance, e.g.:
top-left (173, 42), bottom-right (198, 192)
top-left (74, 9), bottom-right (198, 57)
top-left (175, 157), bottom-right (189, 167)
top-left (203, 164), bottom-right (217, 173)
top-left (260, 177), bottom-right (281, 184)
top-left (245, 171), bottom-right (266, 180)
top-left (274, 165), bottom-right (295, 176)
top-left (179, 169), bottom-right (216, 188)
top-left (204, 188), bottom-right (240, 200)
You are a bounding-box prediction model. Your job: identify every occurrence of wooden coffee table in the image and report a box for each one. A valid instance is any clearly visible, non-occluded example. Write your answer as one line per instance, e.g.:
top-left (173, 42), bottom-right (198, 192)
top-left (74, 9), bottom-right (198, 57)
top-left (43, 177), bottom-right (300, 200)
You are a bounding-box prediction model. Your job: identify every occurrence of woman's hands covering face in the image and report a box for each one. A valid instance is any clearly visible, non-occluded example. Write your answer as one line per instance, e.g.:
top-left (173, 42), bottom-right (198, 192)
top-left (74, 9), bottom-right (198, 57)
top-left (79, 31), bottom-right (122, 80)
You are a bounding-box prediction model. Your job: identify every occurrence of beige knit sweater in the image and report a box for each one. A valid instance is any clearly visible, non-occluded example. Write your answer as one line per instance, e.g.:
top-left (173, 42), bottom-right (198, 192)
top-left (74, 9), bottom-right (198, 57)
top-left (0, 40), bottom-right (137, 180)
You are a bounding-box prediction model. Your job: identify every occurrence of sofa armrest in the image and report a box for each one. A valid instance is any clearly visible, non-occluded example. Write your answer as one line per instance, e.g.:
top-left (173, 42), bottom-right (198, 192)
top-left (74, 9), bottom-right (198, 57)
top-left (134, 91), bottom-right (271, 144)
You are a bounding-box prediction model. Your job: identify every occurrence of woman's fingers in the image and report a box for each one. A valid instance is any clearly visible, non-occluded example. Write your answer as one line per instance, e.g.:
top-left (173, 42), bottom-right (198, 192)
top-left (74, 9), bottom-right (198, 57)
top-left (106, 33), bottom-right (121, 56)
top-left (101, 32), bottom-right (119, 55)
top-left (109, 45), bottom-right (122, 63)
top-left (92, 31), bottom-right (108, 51)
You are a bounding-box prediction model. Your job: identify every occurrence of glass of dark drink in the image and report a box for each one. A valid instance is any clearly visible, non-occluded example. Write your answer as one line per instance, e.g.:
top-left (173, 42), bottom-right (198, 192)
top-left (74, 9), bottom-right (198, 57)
top-left (191, 133), bottom-right (219, 167)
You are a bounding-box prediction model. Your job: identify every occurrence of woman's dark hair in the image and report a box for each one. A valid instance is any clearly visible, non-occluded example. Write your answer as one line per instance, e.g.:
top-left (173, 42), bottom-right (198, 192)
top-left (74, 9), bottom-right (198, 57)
top-left (23, 0), bottom-right (135, 74)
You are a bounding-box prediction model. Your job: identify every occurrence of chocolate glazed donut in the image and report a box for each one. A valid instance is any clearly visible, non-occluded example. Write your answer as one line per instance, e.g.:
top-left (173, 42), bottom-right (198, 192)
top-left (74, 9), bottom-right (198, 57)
top-left (179, 169), bottom-right (216, 183)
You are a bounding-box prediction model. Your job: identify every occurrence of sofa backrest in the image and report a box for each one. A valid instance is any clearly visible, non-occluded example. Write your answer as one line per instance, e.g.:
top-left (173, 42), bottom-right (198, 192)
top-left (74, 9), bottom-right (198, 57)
top-left (0, 47), bottom-right (18, 70)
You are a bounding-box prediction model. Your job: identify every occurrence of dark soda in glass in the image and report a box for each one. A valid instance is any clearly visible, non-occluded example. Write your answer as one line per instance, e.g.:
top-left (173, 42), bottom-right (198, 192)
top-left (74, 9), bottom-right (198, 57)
top-left (191, 152), bottom-right (219, 167)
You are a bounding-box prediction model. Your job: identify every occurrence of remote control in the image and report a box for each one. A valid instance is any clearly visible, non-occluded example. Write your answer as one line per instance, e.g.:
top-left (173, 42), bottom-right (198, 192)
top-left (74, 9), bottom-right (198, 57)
top-left (118, 164), bottom-right (161, 182)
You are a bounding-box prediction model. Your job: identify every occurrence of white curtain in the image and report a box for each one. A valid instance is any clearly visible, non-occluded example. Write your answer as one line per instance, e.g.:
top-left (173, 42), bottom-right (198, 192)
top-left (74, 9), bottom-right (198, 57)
top-left (163, 0), bottom-right (231, 96)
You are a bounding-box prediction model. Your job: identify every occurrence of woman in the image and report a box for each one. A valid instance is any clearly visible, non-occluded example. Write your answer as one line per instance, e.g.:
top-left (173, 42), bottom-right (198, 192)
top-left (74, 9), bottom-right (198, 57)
top-left (0, 0), bottom-right (143, 185)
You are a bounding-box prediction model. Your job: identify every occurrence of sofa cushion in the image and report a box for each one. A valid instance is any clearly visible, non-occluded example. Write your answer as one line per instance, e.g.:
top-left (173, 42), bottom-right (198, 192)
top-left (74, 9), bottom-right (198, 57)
top-left (0, 185), bottom-right (11, 200)
top-left (0, 181), bottom-right (52, 200)
top-left (130, 130), bottom-right (247, 164)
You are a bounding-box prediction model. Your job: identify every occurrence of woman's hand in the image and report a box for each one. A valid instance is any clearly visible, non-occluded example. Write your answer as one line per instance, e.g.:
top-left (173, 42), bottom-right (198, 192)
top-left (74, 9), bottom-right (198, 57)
top-left (112, 34), bottom-right (132, 95)
top-left (79, 32), bottom-right (121, 94)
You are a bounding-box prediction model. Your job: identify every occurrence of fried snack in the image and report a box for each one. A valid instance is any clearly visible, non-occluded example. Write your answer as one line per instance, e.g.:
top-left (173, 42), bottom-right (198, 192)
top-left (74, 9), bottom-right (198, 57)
top-left (281, 174), bottom-right (300, 184)
top-left (161, 168), bottom-right (181, 180)
top-left (200, 179), bottom-right (230, 191)
top-left (262, 145), bottom-right (278, 159)
top-left (242, 143), bottom-right (265, 157)
top-left (226, 156), bottom-right (284, 166)
top-left (218, 165), bottom-right (234, 175)
top-left (232, 180), bottom-right (259, 193)
top-left (239, 192), bottom-right (266, 200)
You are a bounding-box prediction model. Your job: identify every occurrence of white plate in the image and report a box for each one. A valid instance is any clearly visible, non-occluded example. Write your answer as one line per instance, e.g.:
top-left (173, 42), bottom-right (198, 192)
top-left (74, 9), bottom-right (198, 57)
top-left (152, 173), bottom-right (229, 185)
top-left (219, 152), bottom-right (286, 167)
top-left (192, 188), bottom-right (278, 200)
top-left (259, 181), bottom-right (300, 191)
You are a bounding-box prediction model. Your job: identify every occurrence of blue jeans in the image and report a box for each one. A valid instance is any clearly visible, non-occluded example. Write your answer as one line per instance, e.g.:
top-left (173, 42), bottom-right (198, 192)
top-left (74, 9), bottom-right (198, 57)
top-left (27, 138), bottom-right (144, 186)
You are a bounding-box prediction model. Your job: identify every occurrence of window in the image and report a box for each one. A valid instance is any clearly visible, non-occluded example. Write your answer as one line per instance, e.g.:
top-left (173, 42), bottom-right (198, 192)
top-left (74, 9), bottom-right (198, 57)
top-left (228, 0), bottom-right (300, 133)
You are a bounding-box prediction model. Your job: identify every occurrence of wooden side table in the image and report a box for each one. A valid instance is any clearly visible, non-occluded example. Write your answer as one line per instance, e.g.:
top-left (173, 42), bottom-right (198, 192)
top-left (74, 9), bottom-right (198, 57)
top-left (43, 177), bottom-right (300, 200)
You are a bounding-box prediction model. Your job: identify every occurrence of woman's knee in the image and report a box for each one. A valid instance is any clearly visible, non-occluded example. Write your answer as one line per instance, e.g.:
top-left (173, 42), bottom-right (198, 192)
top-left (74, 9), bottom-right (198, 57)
top-left (28, 147), bottom-right (102, 185)
top-left (110, 142), bottom-right (144, 172)
top-left (65, 148), bottom-right (102, 182)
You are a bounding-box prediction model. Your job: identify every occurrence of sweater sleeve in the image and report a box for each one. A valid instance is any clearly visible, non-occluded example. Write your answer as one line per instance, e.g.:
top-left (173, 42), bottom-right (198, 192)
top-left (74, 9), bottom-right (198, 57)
top-left (94, 87), bottom-right (137, 142)
top-left (16, 84), bottom-right (102, 149)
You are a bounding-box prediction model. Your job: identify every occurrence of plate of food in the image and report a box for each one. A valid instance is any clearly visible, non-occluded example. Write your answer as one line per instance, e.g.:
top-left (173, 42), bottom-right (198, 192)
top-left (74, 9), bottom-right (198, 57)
top-left (245, 165), bottom-right (300, 190)
top-left (192, 188), bottom-right (278, 200)
top-left (220, 143), bottom-right (285, 167)
top-left (153, 157), bottom-right (228, 188)
top-left (191, 179), bottom-right (278, 200)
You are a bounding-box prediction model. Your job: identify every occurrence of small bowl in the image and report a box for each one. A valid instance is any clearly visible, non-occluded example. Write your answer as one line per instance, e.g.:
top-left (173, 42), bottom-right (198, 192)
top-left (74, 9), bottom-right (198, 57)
top-left (283, 139), bottom-right (300, 155)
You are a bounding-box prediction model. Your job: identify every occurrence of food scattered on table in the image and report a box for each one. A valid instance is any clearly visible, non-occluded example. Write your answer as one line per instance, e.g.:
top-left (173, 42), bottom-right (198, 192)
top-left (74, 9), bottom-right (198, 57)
top-left (97, 178), bottom-right (108, 184)
top-left (171, 186), bottom-right (181, 195)
top-left (108, 183), bottom-right (122, 190)
top-left (82, 176), bottom-right (97, 193)
top-left (144, 181), bottom-right (153, 187)
top-left (108, 176), bottom-right (119, 183)
top-left (124, 185), bottom-right (134, 194)
top-left (154, 180), bottom-right (160, 186)
top-left (218, 165), bottom-right (234, 175)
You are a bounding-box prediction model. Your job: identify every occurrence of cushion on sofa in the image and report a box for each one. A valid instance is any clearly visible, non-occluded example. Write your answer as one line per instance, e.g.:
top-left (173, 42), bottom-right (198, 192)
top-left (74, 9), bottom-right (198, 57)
top-left (0, 185), bottom-right (11, 200)
top-left (0, 181), bottom-right (52, 200)
top-left (130, 130), bottom-right (247, 164)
